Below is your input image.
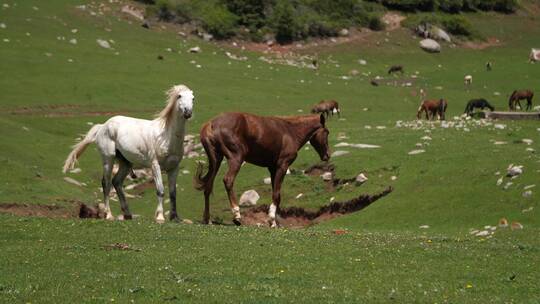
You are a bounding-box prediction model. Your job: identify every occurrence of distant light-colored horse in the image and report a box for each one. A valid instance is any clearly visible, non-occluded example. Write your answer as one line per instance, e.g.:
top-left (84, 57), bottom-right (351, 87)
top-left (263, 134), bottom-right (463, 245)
top-left (63, 85), bottom-right (194, 223)
top-left (464, 75), bottom-right (472, 86)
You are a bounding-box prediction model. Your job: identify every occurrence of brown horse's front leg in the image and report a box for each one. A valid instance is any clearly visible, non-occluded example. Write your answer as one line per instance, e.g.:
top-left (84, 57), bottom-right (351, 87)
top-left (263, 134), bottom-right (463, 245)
top-left (268, 166), bottom-right (287, 228)
top-left (223, 159), bottom-right (242, 225)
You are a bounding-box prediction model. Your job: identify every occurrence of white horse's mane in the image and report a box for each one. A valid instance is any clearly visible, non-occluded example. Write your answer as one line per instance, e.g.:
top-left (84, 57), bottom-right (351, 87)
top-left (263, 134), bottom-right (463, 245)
top-left (157, 84), bottom-right (190, 127)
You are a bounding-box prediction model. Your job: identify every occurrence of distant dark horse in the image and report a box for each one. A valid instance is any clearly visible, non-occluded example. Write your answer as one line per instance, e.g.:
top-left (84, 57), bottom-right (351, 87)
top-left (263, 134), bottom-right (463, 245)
top-left (464, 98), bottom-right (494, 115)
top-left (388, 65), bottom-right (404, 75)
top-left (509, 90), bottom-right (534, 111)
top-left (194, 113), bottom-right (330, 227)
top-left (311, 100), bottom-right (341, 118)
top-left (417, 99), bottom-right (447, 120)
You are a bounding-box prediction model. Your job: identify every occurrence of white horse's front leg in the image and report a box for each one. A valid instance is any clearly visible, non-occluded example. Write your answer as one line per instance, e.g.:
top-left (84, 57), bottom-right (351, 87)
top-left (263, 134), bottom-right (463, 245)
top-left (151, 160), bottom-right (166, 223)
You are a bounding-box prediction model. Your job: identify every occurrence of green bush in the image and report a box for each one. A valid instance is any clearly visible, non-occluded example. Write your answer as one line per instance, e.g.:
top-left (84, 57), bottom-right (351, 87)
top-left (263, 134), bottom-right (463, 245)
top-left (367, 14), bottom-right (385, 31)
top-left (271, 0), bottom-right (301, 43)
top-left (439, 0), bottom-right (464, 13)
top-left (198, 3), bottom-right (238, 39)
top-left (441, 15), bottom-right (473, 36)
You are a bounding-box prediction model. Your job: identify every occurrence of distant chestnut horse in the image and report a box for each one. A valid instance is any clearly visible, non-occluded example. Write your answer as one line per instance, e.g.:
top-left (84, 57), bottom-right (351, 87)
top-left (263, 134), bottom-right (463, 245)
top-left (509, 90), bottom-right (534, 111)
top-left (194, 113), bottom-right (330, 227)
top-left (311, 100), bottom-right (340, 118)
top-left (417, 99), bottom-right (448, 120)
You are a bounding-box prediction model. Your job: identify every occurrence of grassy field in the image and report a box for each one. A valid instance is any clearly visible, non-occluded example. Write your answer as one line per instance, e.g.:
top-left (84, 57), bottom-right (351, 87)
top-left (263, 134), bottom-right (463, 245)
top-left (1, 0), bottom-right (540, 302)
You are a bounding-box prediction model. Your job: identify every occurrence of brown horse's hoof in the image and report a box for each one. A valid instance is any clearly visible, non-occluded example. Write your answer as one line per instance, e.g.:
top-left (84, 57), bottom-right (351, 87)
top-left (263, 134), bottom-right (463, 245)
top-left (169, 213), bottom-right (179, 222)
top-left (232, 218), bottom-right (242, 226)
top-left (123, 214), bottom-right (133, 220)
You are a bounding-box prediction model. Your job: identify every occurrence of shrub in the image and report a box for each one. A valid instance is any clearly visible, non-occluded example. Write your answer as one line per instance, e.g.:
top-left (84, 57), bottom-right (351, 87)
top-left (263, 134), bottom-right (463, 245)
top-left (198, 3), bottom-right (238, 39)
top-left (271, 1), bottom-right (301, 43)
top-left (493, 0), bottom-right (518, 13)
top-left (441, 15), bottom-right (473, 36)
top-left (439, 0), bottom-right (464, 13)
top-left (367, 15), bottom-right (385, 31)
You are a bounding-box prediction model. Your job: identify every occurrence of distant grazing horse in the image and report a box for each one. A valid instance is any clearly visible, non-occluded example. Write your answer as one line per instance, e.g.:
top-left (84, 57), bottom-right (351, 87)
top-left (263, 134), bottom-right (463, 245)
top-left (388, 65), bottom-right (404, 75)
top-left (63, 85), bottom-right (194, 223)
top-left (311, 100), bottom-right (340, 118)
top-left (464, 75), bottom-right (473, 86)
top-left (417, 99), bottom-right (448, 120)
top-left (509, 89), bottom-right (534, 111)
top-left (194, 113), bottom-right (330, 227)
top-left (464, 98), bottom-right (494, 115)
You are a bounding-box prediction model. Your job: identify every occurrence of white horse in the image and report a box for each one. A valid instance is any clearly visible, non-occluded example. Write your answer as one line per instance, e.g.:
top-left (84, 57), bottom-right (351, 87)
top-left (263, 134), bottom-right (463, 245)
top-left (63, 84), bottom-right (194, 223)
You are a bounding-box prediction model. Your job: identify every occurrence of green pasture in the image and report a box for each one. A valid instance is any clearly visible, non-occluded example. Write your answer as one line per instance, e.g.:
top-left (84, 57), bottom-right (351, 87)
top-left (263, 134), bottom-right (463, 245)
top-left (0, 0), bottom-right (539, 302)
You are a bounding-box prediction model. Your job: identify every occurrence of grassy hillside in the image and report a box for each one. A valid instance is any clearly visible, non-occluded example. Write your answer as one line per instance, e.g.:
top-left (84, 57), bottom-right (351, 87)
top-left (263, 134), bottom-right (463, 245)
top-left (1, 0), bottom-right (539, 302)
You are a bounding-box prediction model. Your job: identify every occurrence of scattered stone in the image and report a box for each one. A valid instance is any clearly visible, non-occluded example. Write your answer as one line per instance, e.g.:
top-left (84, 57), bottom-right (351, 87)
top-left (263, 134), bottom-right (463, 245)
top-left (421, 136), bottom-right (432, 141)
top-left (391, 176), bottom-right (397, 181)
top-left (496, 177), bottom-right (503, 186)
top-left (351, 144), bottom-right (380, 149)
top-left (523, 184), bottom-right (535, 190)
top-left (522, 138), bottom-right (533, 145)
top-left (511, 222), bottom-right (523, 230)
top-left (96, 39), bottom-right (111, 49)
top-left (506, 164), bottom-right (523, 177)
top-left (263, 177), bottom-right (271, 185)
top-left (522, 190), bottom-right (533, 198)
top-left (494, 124), bottom-right (506, 130)
top-left (63, 177), bottom-right (86, 187)
top-left (338, 28), bottom-right (349, 37)
top-left (419, 225), bottom-right (429, 229)
top-left (69, 168), bottom-right (82, 174)
top-left (493, 141), bottom-right (507, 145)
top-left (419, 39), bottom-right (441, 53)
top-left (526, 148), bottom-right (535, 152)
top-left (408, 149), bottom-right (425, 155)
top-left (239, 190), bottom-right (260, 207)
top-left (331, 150), bottom-right (349, 157)
top-left (321, 172), bottom-right (333, 181)
top-left (295, 193), bottom-right (303, 199)
top-left (69, 38), bottom-right (77, 45)
top-left (358, 59), bottom-right (367, 65)
top-left (0, 23), bottom-right (6, 29)
top-left (498, 218), bottom-right (508, 227)
top-left (475, 230), bottom-right (490, 236)
top-left (189, 46), bottom-right (201, 53)
top-left (181, 170), bottom-right (190, 175)
top-left (522, 207), bottom-right (533, 213)
top-left (355, 173), bottom-right (368, 184)
top-left (503, 182), bottom-right (513, 190)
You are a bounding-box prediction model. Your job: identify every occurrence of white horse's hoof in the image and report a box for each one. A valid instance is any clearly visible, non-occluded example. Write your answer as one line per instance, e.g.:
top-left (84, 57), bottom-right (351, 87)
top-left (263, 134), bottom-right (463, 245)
top-left (156, 215), bottom-right (165, 224)
top-left (106, 214), bottom-right (115, 221)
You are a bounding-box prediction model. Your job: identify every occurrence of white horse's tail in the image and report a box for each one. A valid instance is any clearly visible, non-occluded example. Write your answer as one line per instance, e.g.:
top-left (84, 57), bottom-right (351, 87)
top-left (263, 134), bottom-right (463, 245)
top-left (62, 124), bottom-right (102, 173)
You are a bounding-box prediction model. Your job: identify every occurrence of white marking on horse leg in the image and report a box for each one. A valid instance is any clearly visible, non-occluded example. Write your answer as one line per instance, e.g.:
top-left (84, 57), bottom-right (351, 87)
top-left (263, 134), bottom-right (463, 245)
top-left (232, 206), bottom-right (241, 219)
top-left (152, 160), bottom-right (165, 223)
top-left (101, 157), bottom-right (114, 220)
top-left (268, 203), bottom-right (276, 220)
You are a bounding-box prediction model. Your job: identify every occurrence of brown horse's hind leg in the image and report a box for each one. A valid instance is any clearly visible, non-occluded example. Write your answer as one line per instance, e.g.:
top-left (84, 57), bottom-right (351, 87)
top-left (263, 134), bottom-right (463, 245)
top-left (223, 159), bottom-right (243, 225)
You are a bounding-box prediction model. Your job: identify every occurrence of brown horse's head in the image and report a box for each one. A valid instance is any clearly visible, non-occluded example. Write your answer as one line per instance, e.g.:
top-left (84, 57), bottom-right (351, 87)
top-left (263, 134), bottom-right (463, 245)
top-left (309, 114), bottom-right (330, 161)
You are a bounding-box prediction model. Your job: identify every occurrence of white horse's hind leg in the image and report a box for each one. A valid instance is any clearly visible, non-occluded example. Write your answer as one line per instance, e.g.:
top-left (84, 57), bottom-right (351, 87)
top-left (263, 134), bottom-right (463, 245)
top-left (151, 160), bottom-right (166, 223)
top-left (112, 160), bottom-right (133, 219)
top-left (101, 157), bottom-right (115, 220)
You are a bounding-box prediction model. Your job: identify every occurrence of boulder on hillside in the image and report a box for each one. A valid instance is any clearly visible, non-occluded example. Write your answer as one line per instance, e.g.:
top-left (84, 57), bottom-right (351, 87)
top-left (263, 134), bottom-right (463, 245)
top-left (419, 39), bottom-right (441, 53)
top-left (239, 190), bottom-right (260, 207)
top-left (432, 27), bottom-right (451, 42)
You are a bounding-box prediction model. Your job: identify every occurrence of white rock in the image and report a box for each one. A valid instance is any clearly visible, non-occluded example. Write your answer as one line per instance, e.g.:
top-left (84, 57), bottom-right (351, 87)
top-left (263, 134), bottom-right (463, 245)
top-left (181, 170), bottom-right (190, 174)
top-left (524, 184), bottom-right (535, 190)
top-left (189, 46), bottom-right (201, 53)
top-left (351, 144), bottom-right (380, 149)
top-left (331, 150), bottom-right (349, 157)
top-left (334, 142), bottom-right (350, 147)
top-left (496, 177), bottom-right (503, 186)
top-left (96, 39), bottom-right (111, 49)
top-left (419, 39), bottom-right (441, 53)
top-left (0, 23), bottom-right (6, 29)
top-left (321, 172), bottom-right (333, 181)
top-left (494, 124), bottom-right (506, 130)
top-left (503, 182), bottom-right (513, 190)
top-left (408, 149), bottom-right (425, 155)
top-left (355, 173), bottom-right (368, 184)
top-left (507, 164), bottom-right (523, 177)
top-left (358, 59), bottom-right (367, 65)
top-left (475, 230), bottom-right (490, 236)
top-left (522, 190), bottom-right (533, 198)
top-left (494, 141), bottom-right (507, 145)
top-left (263, 177), bottom-right (271, 185)
top-left (522, 138), bottom-right (533, 145)
top-left (391, 176), bottom-right (397, 181)
top-left (239, 190), bottom-right (260, 207)
top-left (295, 193), bottom-right (303, 199)
top-left (63, 177), bottom-right (86, 187)
top-left (69, 168), bottom-right (82, 174)
top-left (526, 148), bottom-right (535, 152)
top-left (69, 38), bottom-right (77, 45)
top-left (419, 225), bottom-right (429, 229)
top-left (421, 136), bottom-right (432, 141)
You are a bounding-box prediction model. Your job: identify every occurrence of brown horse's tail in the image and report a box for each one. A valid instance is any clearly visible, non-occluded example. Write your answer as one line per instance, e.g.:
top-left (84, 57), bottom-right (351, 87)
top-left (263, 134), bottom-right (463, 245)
top-left (193, 123), bottom-right (221, 194)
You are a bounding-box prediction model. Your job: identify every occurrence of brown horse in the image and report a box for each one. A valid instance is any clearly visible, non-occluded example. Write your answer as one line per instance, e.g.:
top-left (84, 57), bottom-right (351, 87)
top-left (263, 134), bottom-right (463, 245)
top-left (508, 90), bottom-right (534, 111)
top-left (194, 112), bottom-right (330, 227)
top-left (417, 99), bottom-right (448, 120)
top-left (311, 100), bottom-right (340, 118)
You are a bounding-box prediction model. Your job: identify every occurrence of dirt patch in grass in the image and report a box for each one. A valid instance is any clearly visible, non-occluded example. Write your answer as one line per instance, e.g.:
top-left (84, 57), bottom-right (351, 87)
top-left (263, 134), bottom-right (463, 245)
top-left (241, 186), bottom-right (393, 228)
top-left (461, 37), bottom-right (502, 50)
top-left (0, 202), bottom-right (106, 219)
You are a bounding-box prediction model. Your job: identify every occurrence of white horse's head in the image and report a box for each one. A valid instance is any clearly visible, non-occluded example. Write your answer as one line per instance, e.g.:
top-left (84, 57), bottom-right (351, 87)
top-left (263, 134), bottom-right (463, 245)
top-left (169, 84), bottom-right (194, 119)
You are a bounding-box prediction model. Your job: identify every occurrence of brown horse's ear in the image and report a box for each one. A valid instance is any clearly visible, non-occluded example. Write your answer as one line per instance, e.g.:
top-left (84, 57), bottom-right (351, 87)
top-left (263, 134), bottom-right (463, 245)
top-left (319, 113), bottom-right (326, 127)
